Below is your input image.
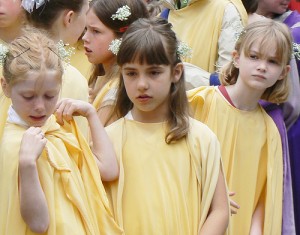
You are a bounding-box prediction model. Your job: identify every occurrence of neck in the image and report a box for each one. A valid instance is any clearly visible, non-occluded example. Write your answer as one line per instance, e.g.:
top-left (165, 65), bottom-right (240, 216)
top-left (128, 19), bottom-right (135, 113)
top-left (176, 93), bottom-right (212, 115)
top-left (225, 83), bottom-right (263, 111)
top-left (256, 8), bottom-right (275, 19)
top-left (0, 24), bottom-right (23, 43)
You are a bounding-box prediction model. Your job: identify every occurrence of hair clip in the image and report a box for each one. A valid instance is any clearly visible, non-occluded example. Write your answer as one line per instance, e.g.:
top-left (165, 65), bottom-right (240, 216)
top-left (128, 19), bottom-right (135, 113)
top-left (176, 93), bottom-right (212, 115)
top-left (108, 38), bottom-right (122, 55)
top-left (0, 44), bottom-right (9, 66)
top-left (177, 41), bottom-right (192, 59)
top-left (111, 5), bottom-right (131, 21)
top-left (293, 42), bottom-right (300, 60)
top-left (21, 0), bottom-right (48, 13)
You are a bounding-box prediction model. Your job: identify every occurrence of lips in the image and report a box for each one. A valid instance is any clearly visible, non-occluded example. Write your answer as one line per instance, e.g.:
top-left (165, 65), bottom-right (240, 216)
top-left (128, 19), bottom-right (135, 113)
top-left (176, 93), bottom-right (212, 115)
top-left (84, 47), bottom-right (92, 54)
top-left (253, 74), bottom-right (266, 79)
top-left (30, 115), bottom-right (46, 121)
top-left (137, 95), bottom-right (151, 103)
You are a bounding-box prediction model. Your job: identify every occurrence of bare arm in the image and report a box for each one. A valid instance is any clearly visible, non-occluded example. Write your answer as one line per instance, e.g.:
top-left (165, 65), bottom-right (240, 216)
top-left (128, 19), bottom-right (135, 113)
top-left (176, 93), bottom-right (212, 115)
top-left (55, 98), bottom-right (119, 181)
top-left (19, 127), bottom-right (49, 233)
top-left (249, 198), bottom-right (264, 235)
top-left (199, 169), bottom-right (229, 235)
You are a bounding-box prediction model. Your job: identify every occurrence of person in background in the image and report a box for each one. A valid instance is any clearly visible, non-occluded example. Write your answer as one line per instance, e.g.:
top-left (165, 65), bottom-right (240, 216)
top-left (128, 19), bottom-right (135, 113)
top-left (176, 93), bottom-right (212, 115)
top-left (83, 0), bottom-right (149, 126)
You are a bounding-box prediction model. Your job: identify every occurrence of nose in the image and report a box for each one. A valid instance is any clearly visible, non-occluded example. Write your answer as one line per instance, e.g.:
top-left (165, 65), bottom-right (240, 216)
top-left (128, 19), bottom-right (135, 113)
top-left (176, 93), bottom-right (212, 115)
top-left (137, 76), bottom-right (149, 91)
top-left (34, 97), bottom-right (45, 113)
top-left (257, 60), bottom-right (267, 72)
top-left (82, 30), bottom-right (89, 42)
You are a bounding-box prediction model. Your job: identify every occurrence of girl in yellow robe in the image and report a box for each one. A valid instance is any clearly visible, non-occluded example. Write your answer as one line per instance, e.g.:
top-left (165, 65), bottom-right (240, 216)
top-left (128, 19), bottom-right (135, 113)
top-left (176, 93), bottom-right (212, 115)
top-left (104, 17), bottom-right (229, 234)
top-left (188, 20), bottom-right (292, 235)
top-left (0, 27), bottom-right (122, 235)
top-left (83, 0), bottom-right (149, 126)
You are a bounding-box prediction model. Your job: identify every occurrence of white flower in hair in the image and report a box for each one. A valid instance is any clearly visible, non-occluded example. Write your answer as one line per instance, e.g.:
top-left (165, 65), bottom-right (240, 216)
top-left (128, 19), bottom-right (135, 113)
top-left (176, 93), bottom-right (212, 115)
top-left (108, 38), bottom-right (122, 55)
top-left (293, 42), bottom-right (300, 60)
top-left (111, 5), bottom-right (131, 21)
top-left (56, 40), bottom-right (75, 67)
top-left (0, 44), bottom-right (9, 66)
top-left (177, 41), bottom-right (192, 58)
top-left (21, 0), bottom-right (48, 13)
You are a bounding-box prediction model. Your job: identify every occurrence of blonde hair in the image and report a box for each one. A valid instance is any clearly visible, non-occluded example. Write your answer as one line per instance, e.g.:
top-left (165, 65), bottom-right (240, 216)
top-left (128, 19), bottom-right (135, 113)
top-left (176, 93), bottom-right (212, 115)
top-left (220, 19), bottom-right (292, 103)
top-left (3, 27), bottom-right (63, 85)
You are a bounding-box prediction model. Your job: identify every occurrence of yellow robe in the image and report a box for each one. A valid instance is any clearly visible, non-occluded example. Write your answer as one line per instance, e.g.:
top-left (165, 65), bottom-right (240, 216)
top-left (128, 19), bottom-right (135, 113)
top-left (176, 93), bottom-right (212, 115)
top-left (68, 41), bottom-right (92, 80)
top-left (167, 0), bottom-right (247, 72)
top-left (104, 117), bottom-right (225, 234)
top-left (188, 86), bottom-right (283, 235)
top-left (0, 115), bottom-right (123, 235)
top-left (0, 63), bottom-right (89, 141)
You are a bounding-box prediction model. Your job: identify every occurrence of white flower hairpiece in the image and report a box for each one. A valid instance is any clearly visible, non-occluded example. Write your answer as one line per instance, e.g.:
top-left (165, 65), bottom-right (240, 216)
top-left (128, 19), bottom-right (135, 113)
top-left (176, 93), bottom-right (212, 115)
top-left (111, 5), bottom-right (131, 21)
top-left (177, 41), bottom-right (192, 58)
top-left (0, 44), bottom-right (9, 66)
top-left (293, 42), bottom-right (300, 60)
top-left (21, 0), bottom-right (48, 13)
top-left (108, 38), bottom-right (122, 55)
top-left (56, 40), bottom-right (75, 67)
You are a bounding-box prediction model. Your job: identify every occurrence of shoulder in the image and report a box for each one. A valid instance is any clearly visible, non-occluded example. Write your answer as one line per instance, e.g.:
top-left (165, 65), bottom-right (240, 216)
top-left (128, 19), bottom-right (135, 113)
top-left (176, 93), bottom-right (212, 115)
top-left (105, 118), bottom-right (124, 134)
top-left (188, 117), bottom-right (218, 141)
top-left (187, 86), bottom-right (216, 101)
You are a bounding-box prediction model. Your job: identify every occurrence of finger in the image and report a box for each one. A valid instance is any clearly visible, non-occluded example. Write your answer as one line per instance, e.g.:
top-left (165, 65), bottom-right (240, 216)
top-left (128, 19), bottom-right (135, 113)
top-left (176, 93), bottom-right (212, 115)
top-left (231, 209), bottom-right (238, 216)
top-left (229, 191), bottom-right (236, 197)
top-left (230, 200), bottom-right (240, 209)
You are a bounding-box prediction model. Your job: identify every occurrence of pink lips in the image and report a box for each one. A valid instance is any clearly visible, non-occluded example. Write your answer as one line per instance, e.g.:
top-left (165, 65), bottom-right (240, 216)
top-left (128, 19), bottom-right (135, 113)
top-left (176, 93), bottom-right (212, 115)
top-left (137, 95), bottom-right (151, 103)
top-left (30, 115), bottom-right (46, 121)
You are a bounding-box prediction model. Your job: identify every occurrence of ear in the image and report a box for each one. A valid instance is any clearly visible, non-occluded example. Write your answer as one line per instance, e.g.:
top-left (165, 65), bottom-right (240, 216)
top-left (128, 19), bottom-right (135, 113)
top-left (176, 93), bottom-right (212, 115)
top-left (172, 62), bottom-right (184, 83)
top-left (1, 78), bottom-right (11, 98)
top-left (278, 65), bottom-right (291, 81)
top-left (232, 50), bottom-right (240, 68)
top-left (63, 10), bottom-right (75, 27)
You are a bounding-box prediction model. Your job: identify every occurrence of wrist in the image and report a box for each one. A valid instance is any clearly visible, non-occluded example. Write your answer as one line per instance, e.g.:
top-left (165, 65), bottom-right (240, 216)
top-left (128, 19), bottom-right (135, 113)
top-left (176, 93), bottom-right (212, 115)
top-left (19, 155), bottom-right (38, 168)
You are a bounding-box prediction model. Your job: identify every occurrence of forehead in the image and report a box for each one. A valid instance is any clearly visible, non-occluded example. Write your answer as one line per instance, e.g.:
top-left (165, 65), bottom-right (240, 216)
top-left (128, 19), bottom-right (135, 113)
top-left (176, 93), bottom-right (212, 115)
top-left (12, 70), bottom-right (61, 91)
top-left (245, 37), bottom-right (279, 58)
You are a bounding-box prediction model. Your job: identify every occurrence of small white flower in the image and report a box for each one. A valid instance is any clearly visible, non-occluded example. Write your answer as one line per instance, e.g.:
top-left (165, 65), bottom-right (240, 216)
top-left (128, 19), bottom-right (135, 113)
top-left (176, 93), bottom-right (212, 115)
top-left (57, 40), bottom-right (75, 67)
top-left (0, 44), bottom-right (9, 66)
top-left (108, 38), bottom-right (122, 55)
top-left (111, 5), bottom-right (131, 21)
top-left (293, 42), bottom-right (300, 60)
top-left (177, 41), bottom-right (192, 58)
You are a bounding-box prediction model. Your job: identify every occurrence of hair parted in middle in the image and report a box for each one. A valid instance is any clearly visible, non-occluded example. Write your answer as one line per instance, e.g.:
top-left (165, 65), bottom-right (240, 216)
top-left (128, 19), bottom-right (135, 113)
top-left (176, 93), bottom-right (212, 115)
top-left (115, 17), bottom-right (189, 144)
top-left (219, 19), bottom-right (292, 103)
top-left (2, 26), bottom-right (63, 85)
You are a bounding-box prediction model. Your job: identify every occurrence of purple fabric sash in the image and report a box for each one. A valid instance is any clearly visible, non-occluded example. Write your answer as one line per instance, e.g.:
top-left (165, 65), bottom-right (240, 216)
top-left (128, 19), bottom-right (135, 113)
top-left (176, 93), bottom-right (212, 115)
top-left (260, 101), bottom-right (296, 235)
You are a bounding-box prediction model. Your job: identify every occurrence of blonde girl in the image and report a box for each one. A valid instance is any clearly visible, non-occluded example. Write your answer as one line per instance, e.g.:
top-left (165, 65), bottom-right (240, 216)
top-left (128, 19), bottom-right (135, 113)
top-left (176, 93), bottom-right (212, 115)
top-left (188, 19), bottom-right (292, 235)
top-left (0, 28), bottom-right (122, 235)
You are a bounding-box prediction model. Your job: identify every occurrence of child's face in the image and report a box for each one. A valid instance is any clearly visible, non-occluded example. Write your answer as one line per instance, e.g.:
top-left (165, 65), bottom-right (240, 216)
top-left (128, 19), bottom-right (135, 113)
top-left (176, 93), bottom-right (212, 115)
top-left (83, 9), bottom-right (116, 67)
top-left (234, 40), bottom-right (290, 92)
top-left (0, 0), bottom-right (23, 29)
top-left (121, 60), bottom-right (182, 122)
top-left (2, 70), bottom-right (61, 127)
top-left (257, 0), bottom-right (290, 17)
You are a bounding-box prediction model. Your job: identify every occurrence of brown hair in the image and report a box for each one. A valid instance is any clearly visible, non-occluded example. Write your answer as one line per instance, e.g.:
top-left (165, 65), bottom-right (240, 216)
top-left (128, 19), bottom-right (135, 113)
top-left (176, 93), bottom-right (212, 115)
top-left (115, 17), bottom-right (189, 144)
top-left (88, 0), bottom-right (149, 86)
top-left (220, 19), bottom-right (292, 103)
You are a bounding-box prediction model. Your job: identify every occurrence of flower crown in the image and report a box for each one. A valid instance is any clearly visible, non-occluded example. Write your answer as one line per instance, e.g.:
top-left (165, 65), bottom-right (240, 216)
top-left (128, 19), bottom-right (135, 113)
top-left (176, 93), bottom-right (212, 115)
top-left (108, 38), bottom-right (192, 59)
top-left (0, 40), bottom-right (74, 67)
top-left (111, 5), bottom-right (131, 21)
top-left (22, 0), bottom-right (49, 13)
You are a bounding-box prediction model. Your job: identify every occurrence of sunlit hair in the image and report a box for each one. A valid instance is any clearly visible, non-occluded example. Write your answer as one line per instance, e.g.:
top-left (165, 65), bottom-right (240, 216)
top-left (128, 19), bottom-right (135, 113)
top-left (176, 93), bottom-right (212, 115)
top-left (3, 27), bottom-right (63, 85)
top-left (88, 0), bottom-right (149, 86)
top-left (115, 17), bottom-right (189, 144)
top-left (219, 19), bottom-right (292, 103)
top-left (26, 0), bottom-right (85, 30)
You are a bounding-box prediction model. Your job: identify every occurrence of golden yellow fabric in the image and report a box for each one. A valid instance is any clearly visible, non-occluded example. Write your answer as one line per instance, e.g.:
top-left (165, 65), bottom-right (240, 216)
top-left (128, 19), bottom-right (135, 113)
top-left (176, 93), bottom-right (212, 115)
top-left (167, 0), bottom-right (247, 72)
top-left (104, 117), bottom-right (224, 234)
top-left (188, 86), bottom-right (283, 235)
top-left (92, 78), bottom-right (118, 111)
top-left (0, 115), bottom-right (123, 235)
top-left (68, 40), bottom-right (92, 80)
